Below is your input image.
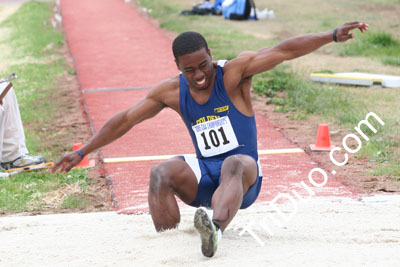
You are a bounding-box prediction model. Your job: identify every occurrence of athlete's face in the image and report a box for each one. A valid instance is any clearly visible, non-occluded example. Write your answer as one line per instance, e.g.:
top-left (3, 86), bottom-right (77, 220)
top-left (176, 48), bottom-right (214, 91)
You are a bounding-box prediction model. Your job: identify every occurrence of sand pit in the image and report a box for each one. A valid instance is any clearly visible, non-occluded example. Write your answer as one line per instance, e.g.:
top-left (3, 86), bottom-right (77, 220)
top-left (1, 195), bottom-right (400, 266)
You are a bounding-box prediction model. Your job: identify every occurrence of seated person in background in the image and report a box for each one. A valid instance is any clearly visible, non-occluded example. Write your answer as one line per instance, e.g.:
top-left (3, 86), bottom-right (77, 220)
top-left (0, 82), bottom-right (46, 171)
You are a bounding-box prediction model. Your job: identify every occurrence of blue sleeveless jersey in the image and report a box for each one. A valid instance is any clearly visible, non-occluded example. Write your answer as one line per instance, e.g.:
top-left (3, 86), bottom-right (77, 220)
top-left (179, 61), bottom-right (258, 162)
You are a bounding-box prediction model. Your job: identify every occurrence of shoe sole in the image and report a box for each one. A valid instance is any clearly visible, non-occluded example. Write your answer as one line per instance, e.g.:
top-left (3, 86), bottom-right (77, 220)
top-left (194, 208), bottom-right (217, 257)
top-left (2, 158), bottom-right (46, 170)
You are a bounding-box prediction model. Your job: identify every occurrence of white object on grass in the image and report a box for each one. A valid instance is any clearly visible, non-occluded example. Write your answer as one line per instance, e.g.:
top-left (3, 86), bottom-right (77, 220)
top-left (0, 172), bottom-right (10, 179)
top-left (310, 72), bottom-right (400, 88)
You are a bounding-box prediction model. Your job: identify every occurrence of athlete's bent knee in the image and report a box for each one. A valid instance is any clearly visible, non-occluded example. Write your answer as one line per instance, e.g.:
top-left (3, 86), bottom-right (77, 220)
top-left (223, 155), bottom-right (245, 177)
top-left (149, 163), bottom-right (172, 193)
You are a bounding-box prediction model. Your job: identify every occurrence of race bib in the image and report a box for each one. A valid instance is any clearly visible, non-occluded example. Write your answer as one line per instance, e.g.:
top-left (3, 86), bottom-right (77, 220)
top-left (192, 116), bottom-right (239, 157)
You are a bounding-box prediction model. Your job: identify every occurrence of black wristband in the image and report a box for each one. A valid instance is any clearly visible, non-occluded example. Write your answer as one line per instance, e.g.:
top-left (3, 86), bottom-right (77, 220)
top-left (333, 28), bottom-right (338, 42)
top-left (76, 149), bottom-right (84, 159)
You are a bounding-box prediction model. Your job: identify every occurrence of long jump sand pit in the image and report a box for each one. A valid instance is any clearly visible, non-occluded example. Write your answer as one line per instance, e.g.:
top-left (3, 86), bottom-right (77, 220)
top-left (1, 195), bottom-right (399, 266)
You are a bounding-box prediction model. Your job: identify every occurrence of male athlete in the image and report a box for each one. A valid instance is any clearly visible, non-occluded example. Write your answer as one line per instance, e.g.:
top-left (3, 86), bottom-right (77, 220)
top-left (51, 21), bottom-right (368, 257)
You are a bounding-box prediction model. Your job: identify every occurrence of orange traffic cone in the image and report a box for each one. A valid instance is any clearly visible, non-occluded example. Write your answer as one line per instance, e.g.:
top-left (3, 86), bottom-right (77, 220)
top-left (310, 124), bottom-right (335, 151)
top-left (73, 143), bottom-right (95, 168)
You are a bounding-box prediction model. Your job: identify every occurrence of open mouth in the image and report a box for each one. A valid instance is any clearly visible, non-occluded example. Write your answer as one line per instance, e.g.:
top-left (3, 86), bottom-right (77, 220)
top-left (195, 78), bottom-right (206, 87)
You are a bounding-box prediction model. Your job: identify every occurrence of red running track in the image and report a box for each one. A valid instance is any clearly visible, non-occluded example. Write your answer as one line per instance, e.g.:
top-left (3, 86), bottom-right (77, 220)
top-left (60, 0), bottom-right (356, 214)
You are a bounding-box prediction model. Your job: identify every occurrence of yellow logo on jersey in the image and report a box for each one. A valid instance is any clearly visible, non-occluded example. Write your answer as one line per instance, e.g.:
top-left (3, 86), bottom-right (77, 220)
top-left (196, 115), bottom-right (220, 125)
top-left (214, 105), bottom-right (229, 113)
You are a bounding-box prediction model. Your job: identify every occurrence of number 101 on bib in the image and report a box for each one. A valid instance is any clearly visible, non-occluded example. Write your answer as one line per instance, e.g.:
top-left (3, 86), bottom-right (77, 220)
top-left (192, 116), bottom-right (240, 157)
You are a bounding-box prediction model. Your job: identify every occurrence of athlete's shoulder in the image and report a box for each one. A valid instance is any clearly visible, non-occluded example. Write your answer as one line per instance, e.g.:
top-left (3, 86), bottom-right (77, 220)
top-left (224, 51), bottom-right (256, 69)
top-left (149, 75), bottom-right (179, 95)
top-left (222, 52), bottom-right (257, 82)
top-left (147, 75), bottom-right (180, 110)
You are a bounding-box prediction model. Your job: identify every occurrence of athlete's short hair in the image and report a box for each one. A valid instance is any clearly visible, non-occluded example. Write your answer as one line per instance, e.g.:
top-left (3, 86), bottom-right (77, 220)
top-left (172, 31), bottom-right (209, 62)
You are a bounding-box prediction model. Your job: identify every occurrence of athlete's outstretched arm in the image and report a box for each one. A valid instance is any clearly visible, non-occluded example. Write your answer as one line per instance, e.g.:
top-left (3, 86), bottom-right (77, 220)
top-left (238, 21), bottom-right (368, 78)
top-left (50, 85), bottom-right (167, 173)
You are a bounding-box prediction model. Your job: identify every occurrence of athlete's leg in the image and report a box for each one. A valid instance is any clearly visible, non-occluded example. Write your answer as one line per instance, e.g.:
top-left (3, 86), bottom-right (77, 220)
top-left (211, 154), bottom-right (258, 231)
top-left (148, 156), bottom-right (198, 232)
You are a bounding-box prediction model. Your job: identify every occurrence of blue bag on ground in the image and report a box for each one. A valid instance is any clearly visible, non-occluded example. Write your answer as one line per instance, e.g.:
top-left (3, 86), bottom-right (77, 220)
top-left (223, 0), bottom-right (257, 20)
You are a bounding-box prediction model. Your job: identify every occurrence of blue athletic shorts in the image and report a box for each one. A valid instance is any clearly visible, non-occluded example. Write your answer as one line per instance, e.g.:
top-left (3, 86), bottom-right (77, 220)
top-left (179, 155), bottom-right (262, 209)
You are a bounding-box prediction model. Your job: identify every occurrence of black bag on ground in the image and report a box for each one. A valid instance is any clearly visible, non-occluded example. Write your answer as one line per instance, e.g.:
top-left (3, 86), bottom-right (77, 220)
top-left (180, 1), bottom-right (215, 16)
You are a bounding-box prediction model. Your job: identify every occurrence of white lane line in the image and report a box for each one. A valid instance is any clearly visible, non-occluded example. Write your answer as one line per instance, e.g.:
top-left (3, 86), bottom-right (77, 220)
top-left (259, 148), bottom-right (304, 155)
top-left (103, 148), bottom-right (304, 163)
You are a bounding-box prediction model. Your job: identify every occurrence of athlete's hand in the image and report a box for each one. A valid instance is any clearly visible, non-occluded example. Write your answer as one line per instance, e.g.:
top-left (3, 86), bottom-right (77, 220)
top-left (49, 151), bottom-right (82, 173)
top-left (335, 21), bottom-right (368, 43)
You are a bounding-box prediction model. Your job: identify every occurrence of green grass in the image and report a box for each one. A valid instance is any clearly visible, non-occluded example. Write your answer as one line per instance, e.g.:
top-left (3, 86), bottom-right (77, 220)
top-left (1, 1), bottom-right (64, 57)
top-left (356, 119), bottom-right (400, 179)
top-left (0, 2), bottom-right (92, 212)
top-left (372, 163), bottom-right (400, 179)
top-left (340, 31), bottom-right (400, 66)
top-left (381, 57), bottom-right (400, 66)
top-left (290, 113), bottom-right (308, 120)
top-left (61, 194), bottom-right (89, 209)
top-left (357, 138), bottom-right (392, 163)
top-left (0, 168), bottom-right (90, 212)
top-left (7, 61), bottom-right (64, 123)
top-left (253, 66), bottom-right (368, 124)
